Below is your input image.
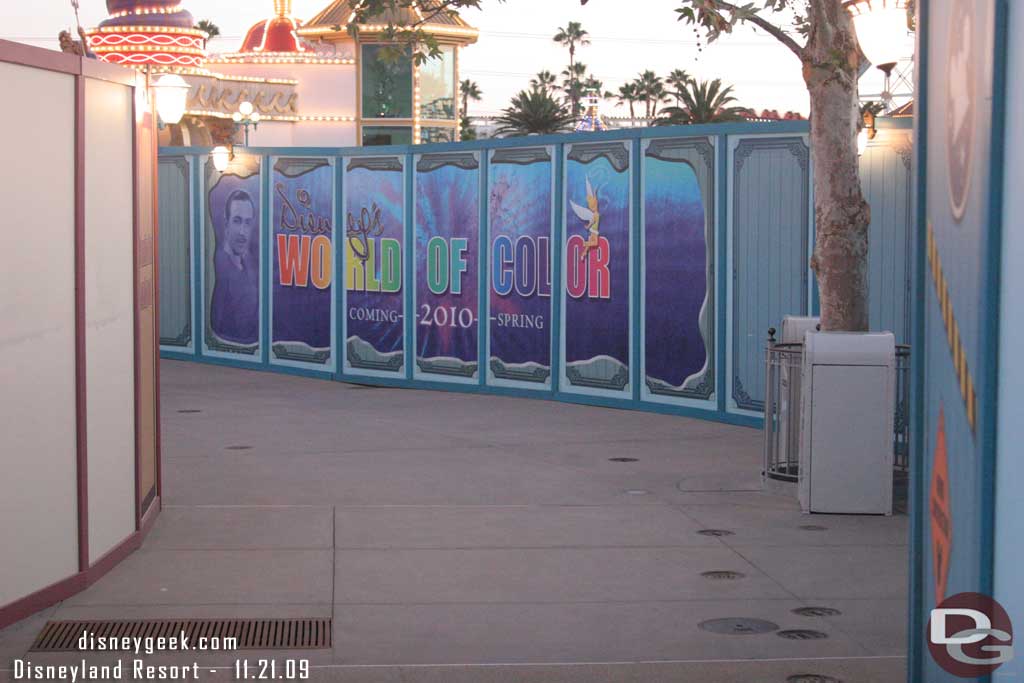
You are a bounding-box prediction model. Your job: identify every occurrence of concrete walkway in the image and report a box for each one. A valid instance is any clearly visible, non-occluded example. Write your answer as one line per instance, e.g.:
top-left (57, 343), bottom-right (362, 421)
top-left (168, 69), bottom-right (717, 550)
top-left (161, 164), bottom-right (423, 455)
top-left (0, 360), bottom-right (908, 682)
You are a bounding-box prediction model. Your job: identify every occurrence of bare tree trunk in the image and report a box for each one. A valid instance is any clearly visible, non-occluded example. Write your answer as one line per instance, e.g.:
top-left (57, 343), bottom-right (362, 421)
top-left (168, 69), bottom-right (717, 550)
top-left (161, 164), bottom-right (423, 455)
top-left (803, 0), bottom-right (871, 332)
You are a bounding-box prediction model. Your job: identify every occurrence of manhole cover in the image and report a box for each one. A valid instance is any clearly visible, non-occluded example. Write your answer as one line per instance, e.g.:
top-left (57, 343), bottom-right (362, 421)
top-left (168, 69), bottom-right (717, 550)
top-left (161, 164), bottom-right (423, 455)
top-left (225, 445), bottom-right (253, 451)
top-left (177, 409), bottom-right (202, 414)
top-left (798, 524), bottom-right (828, 531)
top-left (699, 618), bottom-right (778, 635)
top-left (701, 570), bottom-right (745, 580)
top-left (792, 606), bottom-right (842, 617)
top-left (777, 629), bottom-right (829, 640)
top-left (609, 457), bottom-right (638, 462)
top-left (787, 675), bottom-right (842, 683)
top-left (698, 529), bottom-right (735, 537)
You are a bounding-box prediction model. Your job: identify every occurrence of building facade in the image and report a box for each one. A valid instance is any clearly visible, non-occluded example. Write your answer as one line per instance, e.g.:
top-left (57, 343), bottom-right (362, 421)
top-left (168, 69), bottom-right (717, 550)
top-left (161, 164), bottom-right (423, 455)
top-left (87, 0), bottom-right (478, 147)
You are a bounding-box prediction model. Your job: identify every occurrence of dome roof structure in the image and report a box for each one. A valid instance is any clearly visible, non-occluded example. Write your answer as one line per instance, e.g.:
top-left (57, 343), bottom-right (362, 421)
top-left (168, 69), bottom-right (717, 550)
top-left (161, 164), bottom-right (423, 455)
top-left (239, 0), bottom-right (307, 54)
top-left (298, 0), bottom-right (478, 45)
top-left (87, 0), bottom-right (207, 68)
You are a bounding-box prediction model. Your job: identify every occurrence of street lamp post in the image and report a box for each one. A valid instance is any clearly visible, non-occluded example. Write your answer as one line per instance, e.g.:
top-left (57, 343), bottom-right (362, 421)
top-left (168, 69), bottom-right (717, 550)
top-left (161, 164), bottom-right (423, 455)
top-left (233, 101), bottom-right (262, 146)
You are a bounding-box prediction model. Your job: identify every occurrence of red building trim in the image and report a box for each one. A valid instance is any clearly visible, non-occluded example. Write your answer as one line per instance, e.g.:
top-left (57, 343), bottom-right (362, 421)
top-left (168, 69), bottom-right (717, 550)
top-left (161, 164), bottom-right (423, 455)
top-left (0, 498), bottom-right (160, 628)
top-left (0, 38), bottom-right (80, 75)
top-left (151, 103), bottom-right (164, 510)
top-left (74, 72), bottom-right (89, 573)
top-left (132, 74), bottom-right (142, 531)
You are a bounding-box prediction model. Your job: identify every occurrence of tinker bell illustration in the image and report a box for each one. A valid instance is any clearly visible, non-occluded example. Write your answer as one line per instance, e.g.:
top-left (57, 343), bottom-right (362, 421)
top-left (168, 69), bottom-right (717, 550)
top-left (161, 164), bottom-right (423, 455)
top-left (570, 176), bottom-right (601, 261)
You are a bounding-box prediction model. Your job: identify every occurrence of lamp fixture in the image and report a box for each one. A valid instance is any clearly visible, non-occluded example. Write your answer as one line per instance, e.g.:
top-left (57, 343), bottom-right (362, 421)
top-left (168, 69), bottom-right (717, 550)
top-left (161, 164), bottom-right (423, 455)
top-left (233, 101), bottom-right (262, 146)
top-left (858, 109), bottom-right (878, 156)
top-left (211, 145), bottom-right (234, 172)
top-left (845, 0), bottom-right (913, 111)
top-left (152, 73), bottom-right (190, 126)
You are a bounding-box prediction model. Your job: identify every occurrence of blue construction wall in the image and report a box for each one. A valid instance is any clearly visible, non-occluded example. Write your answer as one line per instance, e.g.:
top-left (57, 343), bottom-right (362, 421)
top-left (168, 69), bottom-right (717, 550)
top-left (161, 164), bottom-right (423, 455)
top-left (994, 0), bottom-right (1024, 678)
top-left (157, 119), bottom-right (912, 427)
top-left (910, 0), bottom-right (1009, 681)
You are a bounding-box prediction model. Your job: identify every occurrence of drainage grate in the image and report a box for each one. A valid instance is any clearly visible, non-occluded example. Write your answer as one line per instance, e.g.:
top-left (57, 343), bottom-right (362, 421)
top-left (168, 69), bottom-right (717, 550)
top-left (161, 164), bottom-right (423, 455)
top-left (787, 675), bottom-right (842, 683)
top-left (30, 619), bottom-right (332, 652)
top-left (177, 409), bottom-right (202, 414)
top-left (225, 445), bottom-right (253, 451)
top-left (609, 457), bottom-right (638, 462)
top-left (777, 629), bottom-right (829, 640)
top-left (699, 618), bottom-right (778, 635)
top-left (798, 524), bottom-right (828, 531)
top-left (697, 529), bottom-right (735, 537)
top-left (792, 606), bottom-right (842, 618)
top-left (701, 570), bottom-right (745, 580)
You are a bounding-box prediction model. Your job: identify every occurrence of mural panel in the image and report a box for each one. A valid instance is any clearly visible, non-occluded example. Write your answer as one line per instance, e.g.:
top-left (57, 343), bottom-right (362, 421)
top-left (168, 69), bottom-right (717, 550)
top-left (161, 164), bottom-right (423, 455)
top-left (729, 136), bottom-right (809, 411)
top-left (562, 141), bottom-right (631, 394)
top-left (158, 155), bottom-right (192, 350)
top-left (344, 156), bottom-right (406, 375)
top-left (415, 152), bottom-right (480, 381)
top-left (487, 147), bottom-right (553, 387)
top-left (642, 137), bottom-right (715, 404)
top-left (203, 155), bottom-right (261, 359)
top-left (270, 157), bottom-right (334, 369)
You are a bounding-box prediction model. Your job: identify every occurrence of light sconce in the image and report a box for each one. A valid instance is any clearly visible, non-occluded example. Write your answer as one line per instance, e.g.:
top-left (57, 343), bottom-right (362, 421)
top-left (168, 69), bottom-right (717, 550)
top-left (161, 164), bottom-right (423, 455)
top-left (858, 109), bottom-right (878, 156)
top-left (152, 73), bottom-right (190, 126)
top-left (211, 145), bottom-right (234, 172)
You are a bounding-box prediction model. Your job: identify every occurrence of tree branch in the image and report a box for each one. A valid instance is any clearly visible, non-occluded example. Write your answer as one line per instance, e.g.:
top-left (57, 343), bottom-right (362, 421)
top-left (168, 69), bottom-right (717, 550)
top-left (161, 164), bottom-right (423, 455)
top-left (713, 0), bottom-right (805, 59)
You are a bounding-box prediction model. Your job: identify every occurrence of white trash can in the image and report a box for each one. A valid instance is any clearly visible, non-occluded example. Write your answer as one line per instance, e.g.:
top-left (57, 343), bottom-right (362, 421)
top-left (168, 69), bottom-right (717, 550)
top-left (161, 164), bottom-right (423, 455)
top-left (798, 332), bottom-right (896, 515)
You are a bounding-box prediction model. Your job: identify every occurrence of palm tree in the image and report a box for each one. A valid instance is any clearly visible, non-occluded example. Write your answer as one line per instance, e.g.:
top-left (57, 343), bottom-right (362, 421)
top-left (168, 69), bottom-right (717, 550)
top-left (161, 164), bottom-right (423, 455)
top-left (195, 19), bottom-right (220, 39)
top-left (614, 82), bottom-right (641, 123)
top-left (559, 63), bottom-right (588, 90)
top-left (634, 70), bottom-right (669, 119)
top-left (494, 89), bottom-right (575, 136)
top-left (460, 79), bottom-right (482, 118)
top-left (552, 22), bottom-right (590, 116)
top-left (666, 69), bottom-right (692, 106)
top-left (657, 78), bottom-right (747, 125)
top-left (530, 70), bottom-right (557, 94)
top-left (458, 79), bottom-right (482, 142)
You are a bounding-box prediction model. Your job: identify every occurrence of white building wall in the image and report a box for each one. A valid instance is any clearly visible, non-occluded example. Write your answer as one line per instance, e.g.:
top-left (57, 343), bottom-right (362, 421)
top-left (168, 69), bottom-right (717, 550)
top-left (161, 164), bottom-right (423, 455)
top-left (0, 62), bottom-right (80, 607)
top-left (84, 76), bottom-right (137, 564)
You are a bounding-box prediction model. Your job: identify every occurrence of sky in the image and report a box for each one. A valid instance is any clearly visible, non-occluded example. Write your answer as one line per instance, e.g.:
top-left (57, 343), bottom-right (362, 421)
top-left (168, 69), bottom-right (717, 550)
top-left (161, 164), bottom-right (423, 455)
top-left (4, 1), bottom-right (908, 117)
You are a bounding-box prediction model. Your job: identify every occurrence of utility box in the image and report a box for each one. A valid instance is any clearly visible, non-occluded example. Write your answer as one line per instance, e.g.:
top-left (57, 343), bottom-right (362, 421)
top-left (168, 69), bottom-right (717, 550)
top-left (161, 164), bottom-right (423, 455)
top-left (798, 332), bottom-right (896, 515)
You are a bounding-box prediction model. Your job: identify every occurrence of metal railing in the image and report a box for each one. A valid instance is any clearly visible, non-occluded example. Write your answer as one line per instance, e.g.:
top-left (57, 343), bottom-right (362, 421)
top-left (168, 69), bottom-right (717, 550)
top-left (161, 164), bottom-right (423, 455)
top-left (763, 328), bottom-right (911, 484)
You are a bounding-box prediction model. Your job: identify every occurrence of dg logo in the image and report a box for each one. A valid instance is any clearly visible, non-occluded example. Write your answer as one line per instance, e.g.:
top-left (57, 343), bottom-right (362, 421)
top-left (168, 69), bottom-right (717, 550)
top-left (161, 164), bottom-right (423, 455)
top-left (928, 592), bottom-right (1014, 677)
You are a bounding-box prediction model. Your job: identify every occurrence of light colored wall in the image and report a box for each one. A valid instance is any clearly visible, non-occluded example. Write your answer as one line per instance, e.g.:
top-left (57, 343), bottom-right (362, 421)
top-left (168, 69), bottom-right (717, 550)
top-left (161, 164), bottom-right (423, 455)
top-left (0, 62), bottom-right (79, 606)
top-left (293, 65), bottom-right (356, 114)
top-left (249, 120), bottom-right (296, 147)
top-left (994, 3), bottom-right (1024, 675)
top-left (292, 120), bottom-right (356, 147)
top-left (84, 76), bottom-right (136, 563)
top-left (211, 61), bottom-right (357, 147)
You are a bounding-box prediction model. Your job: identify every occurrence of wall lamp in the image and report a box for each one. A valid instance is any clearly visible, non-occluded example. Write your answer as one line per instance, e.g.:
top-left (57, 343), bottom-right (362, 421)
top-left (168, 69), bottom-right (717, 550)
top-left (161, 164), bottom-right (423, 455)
top-left (857, 109), bottom-right (878, 156)
top-left (211, 145), bottom-right (234, 172)
top-left (152, 73), bottom-right (190, 126)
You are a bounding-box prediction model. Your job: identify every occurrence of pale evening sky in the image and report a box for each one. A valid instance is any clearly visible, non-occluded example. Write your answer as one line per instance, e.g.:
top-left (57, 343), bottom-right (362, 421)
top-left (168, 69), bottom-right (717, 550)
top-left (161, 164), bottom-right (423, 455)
top-left (3, 1), bottom-right (903, 117)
